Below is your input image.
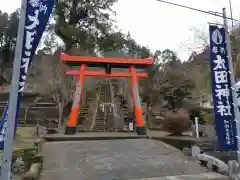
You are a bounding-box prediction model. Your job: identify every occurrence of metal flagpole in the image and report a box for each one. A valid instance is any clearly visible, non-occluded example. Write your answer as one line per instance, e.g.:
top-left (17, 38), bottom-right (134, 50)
top-left (0, 0), bottom-right (28, 179)
top-left (228, 0), bottom-right (234, 30)
top-left (223, 7), bottom-right (240, 164)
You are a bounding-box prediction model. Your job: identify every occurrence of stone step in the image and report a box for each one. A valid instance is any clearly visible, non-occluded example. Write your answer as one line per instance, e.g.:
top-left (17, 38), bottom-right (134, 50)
top-left (95, 119), bottom-right (104, 121)
top-left (94, 121), bottom-right (105, 123)
top-left (129, 172), bottom-right (228, 180)
top-left (79, 112), bottom-right (88, 114)
top-left (121, 110), bottom-right (131, 113)
top-left (95, 118), bottom-right (105, 120)
top-left (94, 126), bottom-right (105, 128)
top-left (121, 111), bottom-right (132, 113)
top-left (93, 124), bottom-right (105, 126)
top-left (94, 124), bottom-right (105, 126)
top-left (121, 109), bottom-right (130, 111)
top-left (79, 112), bottom-right (87, 114)
top-left (121, 108), bottom-right (132, 110)
top-left (95, 120), bottom-right (104, 122)
top-left (94, 123), bottom-right (105, 126)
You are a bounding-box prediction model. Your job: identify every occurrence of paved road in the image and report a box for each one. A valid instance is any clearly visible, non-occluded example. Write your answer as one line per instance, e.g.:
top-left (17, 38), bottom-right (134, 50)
top-left (40, 139), bottom-right (212, 180)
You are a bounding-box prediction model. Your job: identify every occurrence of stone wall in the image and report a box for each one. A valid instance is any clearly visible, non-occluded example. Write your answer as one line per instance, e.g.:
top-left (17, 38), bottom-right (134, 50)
top-left (0, 92), bottom-right (63, 126)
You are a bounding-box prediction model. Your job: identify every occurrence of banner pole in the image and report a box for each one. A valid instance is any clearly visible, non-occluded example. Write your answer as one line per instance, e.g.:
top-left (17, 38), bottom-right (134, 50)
top-left (223, 8), bottom-right (240, 164)
top-left (0, 0), bottom-right (27, 179)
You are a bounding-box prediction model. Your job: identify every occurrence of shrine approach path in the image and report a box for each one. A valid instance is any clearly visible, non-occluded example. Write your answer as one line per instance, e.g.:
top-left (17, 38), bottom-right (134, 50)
top-left (39, 138), bottom-right (219, 180)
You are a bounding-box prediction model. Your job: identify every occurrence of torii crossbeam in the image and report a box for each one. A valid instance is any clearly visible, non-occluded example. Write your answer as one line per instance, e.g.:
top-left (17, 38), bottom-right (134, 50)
top-left (61, 53), bottom-right (154, 135)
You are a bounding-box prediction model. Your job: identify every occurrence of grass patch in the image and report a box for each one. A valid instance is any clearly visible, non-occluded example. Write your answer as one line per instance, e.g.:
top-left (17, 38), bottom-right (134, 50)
top-left (15, 127), bottom-right (37, 149)
top-left (16, 127), bottom-right (36, 138)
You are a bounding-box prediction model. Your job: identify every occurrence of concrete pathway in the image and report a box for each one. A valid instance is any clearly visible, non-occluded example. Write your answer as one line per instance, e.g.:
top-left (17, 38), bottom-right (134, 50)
top-left (40, 139), bottom-right (227, 180)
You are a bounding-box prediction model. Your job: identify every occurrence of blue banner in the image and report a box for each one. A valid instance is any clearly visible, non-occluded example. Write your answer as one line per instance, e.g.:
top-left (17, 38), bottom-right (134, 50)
top-left (0, 105), bottom-right (8, 150)
top-left (209, 25), bottom-right (237, 150)
top-left (0, 0), bottom-right (55, 149)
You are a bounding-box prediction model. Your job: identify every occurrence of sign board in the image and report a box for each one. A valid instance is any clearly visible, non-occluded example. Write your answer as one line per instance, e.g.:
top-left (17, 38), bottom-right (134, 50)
top-left (209, 25), bottom-right (237, 150)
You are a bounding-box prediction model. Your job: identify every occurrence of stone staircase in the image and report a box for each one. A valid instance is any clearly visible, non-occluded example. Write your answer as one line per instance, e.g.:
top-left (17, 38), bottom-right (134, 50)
top-left (78, 106), bottom-right (88, 126)
top-left (118, 95), bottom-right (135, 131)
top-left (93, 82), bottom-right (115, 131)
top-left (113, 83), bottom-right (134, 131)
top-left (77, 91), bottom-right (94, 131)
top-left (87, 80), bottom-right (136, 132)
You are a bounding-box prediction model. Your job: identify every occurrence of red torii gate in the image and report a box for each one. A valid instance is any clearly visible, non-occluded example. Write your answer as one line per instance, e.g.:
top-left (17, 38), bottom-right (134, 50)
top-left (60, 53), bottom-right (154, 135)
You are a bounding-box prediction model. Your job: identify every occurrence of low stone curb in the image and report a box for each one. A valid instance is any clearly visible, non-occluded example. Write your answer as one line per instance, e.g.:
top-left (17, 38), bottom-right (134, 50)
top-left (228, 160), bottom-right (240, 180)
top-left (129, 172), bottom-right (228, 180)
top-left (44, 135), bottom-right (148, 142)
top-left (20, 153), bottom-right (43, 180)
top-left (33, 139), bottom-right (45, 153)
top-left (21, 163), bottom-right (41, 180)
top-left (196, 153), bottom-right (229, 176)
top-left (19, 140), bottom-right (44, 180)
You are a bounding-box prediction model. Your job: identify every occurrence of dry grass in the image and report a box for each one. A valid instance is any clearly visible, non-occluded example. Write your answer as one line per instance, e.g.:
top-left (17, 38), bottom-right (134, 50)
top-left (16, 127), bottom-right (36, 138)
top-left (14, 127), bottom-right (37, 149)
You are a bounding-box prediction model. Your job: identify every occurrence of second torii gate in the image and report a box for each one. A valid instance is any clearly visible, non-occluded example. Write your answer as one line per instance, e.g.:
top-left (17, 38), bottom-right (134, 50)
top-left (60, 53), bottom-right (153, 135)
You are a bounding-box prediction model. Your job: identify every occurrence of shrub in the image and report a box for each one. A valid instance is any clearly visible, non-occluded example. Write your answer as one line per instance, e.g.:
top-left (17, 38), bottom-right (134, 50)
top-left (189, 107), bottom-right (206, 125)
top-left (161, 109), bottom-right (191, 135)
top-left (202, 110), bottom-right (215, 125)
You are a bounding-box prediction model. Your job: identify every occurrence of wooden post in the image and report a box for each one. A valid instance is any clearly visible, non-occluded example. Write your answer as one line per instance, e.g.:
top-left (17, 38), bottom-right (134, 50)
top-left (195, 117), bottom-right (199, 139)
top-left (24, 107), bottom-right (28, 126)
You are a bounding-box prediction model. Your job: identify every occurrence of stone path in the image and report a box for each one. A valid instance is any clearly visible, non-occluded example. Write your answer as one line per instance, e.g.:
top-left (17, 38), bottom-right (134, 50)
top-left (40, 139), bottom-right (223, 180)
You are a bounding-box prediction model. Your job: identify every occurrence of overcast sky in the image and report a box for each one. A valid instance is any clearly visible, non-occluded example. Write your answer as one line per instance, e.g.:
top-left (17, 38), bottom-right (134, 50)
top-left (1, 0), bottom-right (240, 60)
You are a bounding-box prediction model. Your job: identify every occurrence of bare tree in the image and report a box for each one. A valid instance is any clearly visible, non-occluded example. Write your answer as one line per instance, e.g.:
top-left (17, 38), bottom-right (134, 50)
top-left (38, 53), bottom-right (75, 126)
top-left (142, 49), bottom-right (198, 112)
top-left (178, 26), bottom-right (212, 103)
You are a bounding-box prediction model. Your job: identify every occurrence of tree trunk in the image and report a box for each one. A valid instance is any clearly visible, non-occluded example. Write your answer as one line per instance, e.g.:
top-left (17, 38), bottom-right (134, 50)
top-left (57, 102), bottom-right (63, 127)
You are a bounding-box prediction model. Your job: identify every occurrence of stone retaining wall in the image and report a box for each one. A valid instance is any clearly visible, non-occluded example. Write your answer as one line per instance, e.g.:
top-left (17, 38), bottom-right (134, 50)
top-left (21, 140), bottom-right (44, 180)
top-left (2, 140), bottom-right (45, 180)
